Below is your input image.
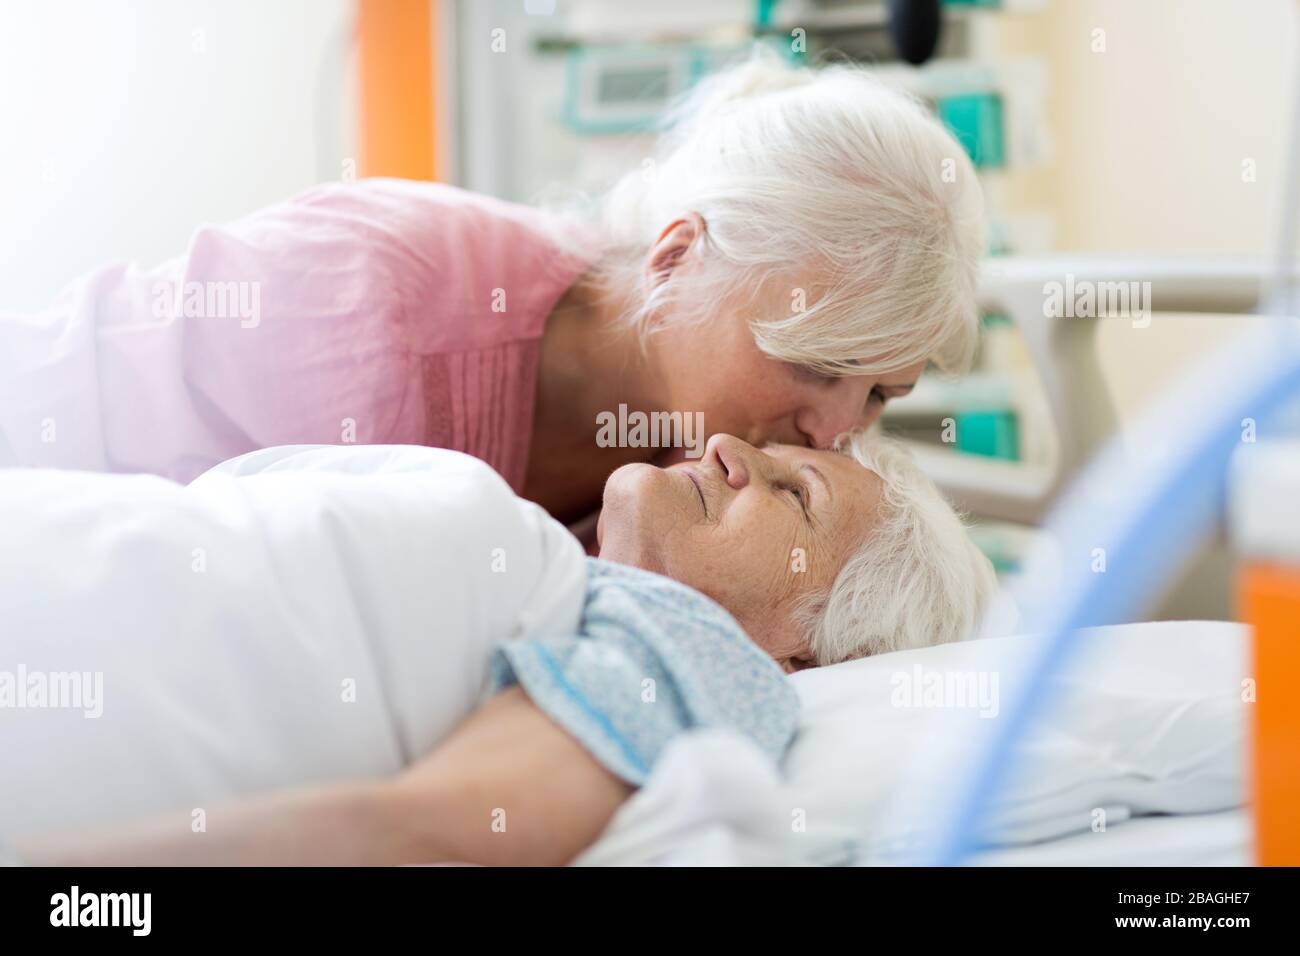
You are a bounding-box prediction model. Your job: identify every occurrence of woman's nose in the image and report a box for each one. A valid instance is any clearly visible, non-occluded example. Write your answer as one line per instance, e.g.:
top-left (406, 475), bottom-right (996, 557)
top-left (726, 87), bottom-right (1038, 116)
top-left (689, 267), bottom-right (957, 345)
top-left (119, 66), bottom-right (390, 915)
top-left (797, 382), bottom-right (879, 449)
top-left (705, 433), bottom-right (754, 490)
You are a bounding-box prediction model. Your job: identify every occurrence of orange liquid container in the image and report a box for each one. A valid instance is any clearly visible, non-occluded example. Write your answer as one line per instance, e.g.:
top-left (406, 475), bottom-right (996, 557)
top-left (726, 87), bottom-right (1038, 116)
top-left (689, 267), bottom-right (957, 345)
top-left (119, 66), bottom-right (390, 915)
top-left (1239, 562), bottom-right (1300, 865)
top-left (1231, 440), bottom-right (1300, 866)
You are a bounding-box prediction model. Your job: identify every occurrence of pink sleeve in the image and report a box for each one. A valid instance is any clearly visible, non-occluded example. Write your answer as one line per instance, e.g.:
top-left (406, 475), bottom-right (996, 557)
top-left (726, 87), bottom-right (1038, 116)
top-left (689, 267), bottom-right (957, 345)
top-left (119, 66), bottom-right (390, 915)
top-left (0, 180), bottom-right (591, 486)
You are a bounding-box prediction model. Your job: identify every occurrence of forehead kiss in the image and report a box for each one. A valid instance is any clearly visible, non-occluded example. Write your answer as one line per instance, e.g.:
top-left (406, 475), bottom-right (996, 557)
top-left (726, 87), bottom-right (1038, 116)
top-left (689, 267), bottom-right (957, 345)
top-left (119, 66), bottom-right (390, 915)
top-left (595, 431), bottom-right (889, 673)
top-left (669, 434), bottom-right (884, 534)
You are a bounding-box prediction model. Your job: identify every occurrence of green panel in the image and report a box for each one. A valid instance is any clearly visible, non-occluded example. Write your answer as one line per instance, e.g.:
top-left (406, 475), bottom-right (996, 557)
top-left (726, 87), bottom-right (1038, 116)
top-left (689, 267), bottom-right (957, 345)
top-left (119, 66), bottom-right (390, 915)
top-left (938, 92), bottom-right (1006, 169)
top-left (955, 410), bottom-right (1020, 460)
top-left (754, 0), bottom-right (780, 27)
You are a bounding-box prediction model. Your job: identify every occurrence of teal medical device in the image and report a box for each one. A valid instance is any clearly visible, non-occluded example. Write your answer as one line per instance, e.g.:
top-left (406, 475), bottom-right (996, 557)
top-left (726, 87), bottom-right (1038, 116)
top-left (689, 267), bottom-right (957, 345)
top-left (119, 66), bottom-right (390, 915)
top-left (938, 92), bottom-right (1006, 169)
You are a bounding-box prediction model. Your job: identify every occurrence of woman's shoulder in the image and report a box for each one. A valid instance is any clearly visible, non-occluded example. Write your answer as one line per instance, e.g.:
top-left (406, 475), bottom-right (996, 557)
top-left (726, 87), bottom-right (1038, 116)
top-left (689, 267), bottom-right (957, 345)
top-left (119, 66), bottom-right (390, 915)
top-left (276, 179), bottom-right (595, 353)
top-left (287, 178), bottom-right (545, 237)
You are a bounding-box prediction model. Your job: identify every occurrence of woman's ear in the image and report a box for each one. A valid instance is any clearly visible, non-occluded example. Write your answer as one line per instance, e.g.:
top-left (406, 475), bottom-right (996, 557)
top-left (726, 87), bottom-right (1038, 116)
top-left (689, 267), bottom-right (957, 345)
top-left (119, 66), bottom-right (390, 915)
top-left (645, 212), bottom-right (706, 288)
top-left (744, 613), bottom-right (819, 674)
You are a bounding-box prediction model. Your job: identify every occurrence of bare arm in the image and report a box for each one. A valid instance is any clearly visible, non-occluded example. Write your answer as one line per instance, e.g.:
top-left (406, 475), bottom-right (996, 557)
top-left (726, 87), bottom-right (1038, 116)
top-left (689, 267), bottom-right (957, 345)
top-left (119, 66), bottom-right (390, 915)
top-left (13, 687), bottom-right (633, 867)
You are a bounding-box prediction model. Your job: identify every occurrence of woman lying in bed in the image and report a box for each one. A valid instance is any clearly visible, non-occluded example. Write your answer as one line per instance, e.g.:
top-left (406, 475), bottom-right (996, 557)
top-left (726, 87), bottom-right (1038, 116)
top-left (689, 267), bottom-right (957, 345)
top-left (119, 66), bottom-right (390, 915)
top-left (5, 431), bottom-right (993, 866)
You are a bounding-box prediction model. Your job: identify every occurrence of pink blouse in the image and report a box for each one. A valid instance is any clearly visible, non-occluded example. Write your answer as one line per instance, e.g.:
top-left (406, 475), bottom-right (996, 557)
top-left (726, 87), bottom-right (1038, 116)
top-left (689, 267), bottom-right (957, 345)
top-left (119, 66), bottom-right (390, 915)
top-left (0, 179), bottom-right (594, 490)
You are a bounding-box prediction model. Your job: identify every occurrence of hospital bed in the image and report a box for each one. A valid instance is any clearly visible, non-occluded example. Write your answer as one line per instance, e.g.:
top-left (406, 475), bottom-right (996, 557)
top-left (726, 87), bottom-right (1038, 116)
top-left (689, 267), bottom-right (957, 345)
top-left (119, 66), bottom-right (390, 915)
top-left (972, 811), bottom-right (1249, 867)
top-left (0, 439), bottom-right (1255, 868)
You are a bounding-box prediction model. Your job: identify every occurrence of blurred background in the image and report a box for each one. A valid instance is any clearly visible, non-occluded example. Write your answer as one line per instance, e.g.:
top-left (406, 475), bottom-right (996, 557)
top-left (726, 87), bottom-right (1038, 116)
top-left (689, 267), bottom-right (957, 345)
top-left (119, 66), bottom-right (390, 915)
top-left (2, 0), bottom-right (1295, 617)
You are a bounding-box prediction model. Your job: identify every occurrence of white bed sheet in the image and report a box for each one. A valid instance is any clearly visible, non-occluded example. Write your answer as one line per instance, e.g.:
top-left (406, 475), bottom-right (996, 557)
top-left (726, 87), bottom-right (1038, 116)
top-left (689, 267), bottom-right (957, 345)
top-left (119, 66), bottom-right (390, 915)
top-left (969, 809), bottom-right (1250, 867)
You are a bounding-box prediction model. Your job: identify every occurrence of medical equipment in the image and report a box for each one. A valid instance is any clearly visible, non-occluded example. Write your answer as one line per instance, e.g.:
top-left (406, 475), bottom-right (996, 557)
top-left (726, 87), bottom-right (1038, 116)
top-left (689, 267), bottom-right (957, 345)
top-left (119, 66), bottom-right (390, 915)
top-left (448, 0), bottom-right (1051, 248)
top-left (562, 45), bottom-right (714, 135)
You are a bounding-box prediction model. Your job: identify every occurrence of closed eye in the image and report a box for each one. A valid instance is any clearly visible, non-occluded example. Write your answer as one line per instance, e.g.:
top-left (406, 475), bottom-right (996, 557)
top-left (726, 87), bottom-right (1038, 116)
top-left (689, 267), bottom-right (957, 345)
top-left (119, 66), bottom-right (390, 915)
top-left (871, 382), bottom-right (917, 407)
top-left (778, 481), bottom-right (811, 520)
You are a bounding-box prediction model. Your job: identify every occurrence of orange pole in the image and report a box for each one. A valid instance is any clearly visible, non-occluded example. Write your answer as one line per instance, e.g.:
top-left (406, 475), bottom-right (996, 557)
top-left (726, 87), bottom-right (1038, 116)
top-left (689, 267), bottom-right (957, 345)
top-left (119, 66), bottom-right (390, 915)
top-left (356, 0), bottom-right (438, 180)
top-left (1240, 561), bottom-right (1300, 865)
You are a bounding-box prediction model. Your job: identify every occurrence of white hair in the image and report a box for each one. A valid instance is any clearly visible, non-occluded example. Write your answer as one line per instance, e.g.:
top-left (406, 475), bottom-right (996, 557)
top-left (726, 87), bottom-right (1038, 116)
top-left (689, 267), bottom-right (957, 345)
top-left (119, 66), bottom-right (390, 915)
top-left (798, 429), bottom-right (998, 664)
top-left (585, 47), bottom-right (985, 375)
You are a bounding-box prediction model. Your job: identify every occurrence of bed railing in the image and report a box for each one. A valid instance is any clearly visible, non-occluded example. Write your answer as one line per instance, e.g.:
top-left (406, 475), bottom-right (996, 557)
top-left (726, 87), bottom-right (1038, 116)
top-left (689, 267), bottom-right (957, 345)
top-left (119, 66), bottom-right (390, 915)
top-left (911, 256), bottom-right (1270, 526)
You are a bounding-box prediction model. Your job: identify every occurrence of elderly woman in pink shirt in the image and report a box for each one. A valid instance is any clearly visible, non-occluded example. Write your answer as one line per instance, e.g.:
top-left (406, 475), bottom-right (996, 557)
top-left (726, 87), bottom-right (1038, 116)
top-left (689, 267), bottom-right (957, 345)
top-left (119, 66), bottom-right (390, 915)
top-left (0, 55), bottom-right (983, 531)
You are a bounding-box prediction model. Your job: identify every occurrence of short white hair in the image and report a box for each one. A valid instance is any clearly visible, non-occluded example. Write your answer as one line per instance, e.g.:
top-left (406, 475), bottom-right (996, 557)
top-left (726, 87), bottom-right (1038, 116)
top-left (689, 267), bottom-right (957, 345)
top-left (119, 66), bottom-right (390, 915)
top-left (798, 430), bottom-right (997, 663)
top-left (589, 47), bottom-right (985, 375)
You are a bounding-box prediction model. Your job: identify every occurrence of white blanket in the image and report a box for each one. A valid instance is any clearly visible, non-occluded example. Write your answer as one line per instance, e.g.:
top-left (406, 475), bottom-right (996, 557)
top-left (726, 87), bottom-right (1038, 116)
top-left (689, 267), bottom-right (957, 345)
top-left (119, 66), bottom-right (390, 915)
top-left (0, 445), bottom-right (587, 837)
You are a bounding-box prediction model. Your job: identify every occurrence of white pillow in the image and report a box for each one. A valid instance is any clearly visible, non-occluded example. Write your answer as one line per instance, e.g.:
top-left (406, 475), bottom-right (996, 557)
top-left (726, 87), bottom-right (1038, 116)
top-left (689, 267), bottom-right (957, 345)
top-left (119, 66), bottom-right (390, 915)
top-left (784, 620), bottom-right (1248, 863)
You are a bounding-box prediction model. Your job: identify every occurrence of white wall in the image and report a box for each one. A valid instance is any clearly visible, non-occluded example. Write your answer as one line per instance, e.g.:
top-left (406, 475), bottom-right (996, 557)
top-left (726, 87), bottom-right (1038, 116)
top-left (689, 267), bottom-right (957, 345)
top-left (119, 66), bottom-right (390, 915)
top-left (0, 0), bottom-right (355, 311)
top-left (998, 0), bottom-right (1297, 256)
top-left (995, 0), bottom-right (1298, 430)
top-left (1063, 0), bottom-right (1295, 257)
